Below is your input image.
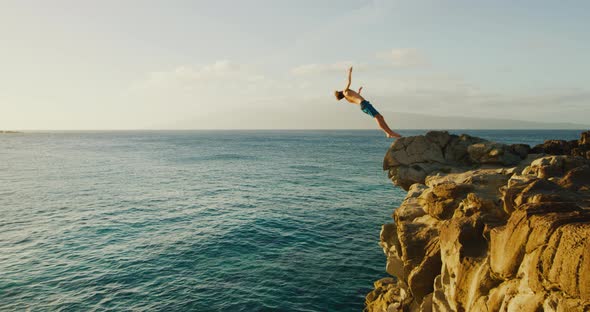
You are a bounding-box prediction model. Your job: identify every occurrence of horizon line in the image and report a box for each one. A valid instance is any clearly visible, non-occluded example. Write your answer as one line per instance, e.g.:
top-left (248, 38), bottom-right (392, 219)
top-left (4, 128), bottom-right (588, 132)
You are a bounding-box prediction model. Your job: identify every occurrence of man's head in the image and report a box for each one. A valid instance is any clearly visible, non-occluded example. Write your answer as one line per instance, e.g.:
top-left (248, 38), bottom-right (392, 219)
top-left (334, 90), bottom-right (344, 101)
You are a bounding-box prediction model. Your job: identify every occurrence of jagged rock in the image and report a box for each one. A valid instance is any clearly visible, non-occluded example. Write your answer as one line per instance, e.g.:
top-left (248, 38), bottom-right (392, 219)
top-left (417, 182), bottom-right (473, 220)
top-left (443, 134), bottom-right (485, 164)
top-left (387, 135), bottom-right (446, 166)
top-left (383, 131), bottom-right (527, 191)
top-left (389, 162), bottom-right (449, 191)
top-left (467, 142), bottom-right (522, 165)
top-left (366, 131), bottom-right (590, 312)
top-left (530, 131), bottom-right (590, 160)
top-left (365, 277), bottom-right (411, 312)
top-left (510, 143), bottom-right (531, 159)
top-left (559, 165), bottom-right (590, 191)
top-left (522, 155), bottom-right (590, 178)
top-left (395, 184), bottom-right (428, 222)
top-left (531, 139), bottom-right (574, 155)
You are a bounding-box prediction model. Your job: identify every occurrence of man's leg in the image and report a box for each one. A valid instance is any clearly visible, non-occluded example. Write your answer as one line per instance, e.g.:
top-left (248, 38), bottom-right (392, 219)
top-left (375, 114), bottom-right (402, 138)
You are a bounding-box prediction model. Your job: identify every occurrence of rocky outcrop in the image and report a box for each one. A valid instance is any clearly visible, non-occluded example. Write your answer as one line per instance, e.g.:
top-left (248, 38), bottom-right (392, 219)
top-left (366, 131), bottom-right (590, 312)
top-left (530, 131), bottom-right (590, 159)
top-left (383, 132), bottom-right (530, 190)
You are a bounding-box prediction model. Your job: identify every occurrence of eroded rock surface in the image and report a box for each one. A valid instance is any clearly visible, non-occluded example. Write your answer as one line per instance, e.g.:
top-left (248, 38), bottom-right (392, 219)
top-left (383, 132), bottom-right (529, 190)
top-left (366, 131), bottom-right (590, 312)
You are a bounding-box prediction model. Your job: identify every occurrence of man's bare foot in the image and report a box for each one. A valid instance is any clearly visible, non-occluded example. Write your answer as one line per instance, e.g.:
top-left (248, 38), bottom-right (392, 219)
top-left (387, 133), bottom-right (402, 139)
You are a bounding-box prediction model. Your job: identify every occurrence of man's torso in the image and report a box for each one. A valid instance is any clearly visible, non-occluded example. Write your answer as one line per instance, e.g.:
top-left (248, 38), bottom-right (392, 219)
top-left (343, 89), bottom-right (365, 104)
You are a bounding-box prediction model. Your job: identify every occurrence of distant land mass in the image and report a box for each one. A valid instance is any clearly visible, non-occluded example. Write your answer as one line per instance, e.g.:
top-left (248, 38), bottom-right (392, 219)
top-left (161, 109), bottom-right (588, 130)
top-left (385, 112), bottom-right (588, 129)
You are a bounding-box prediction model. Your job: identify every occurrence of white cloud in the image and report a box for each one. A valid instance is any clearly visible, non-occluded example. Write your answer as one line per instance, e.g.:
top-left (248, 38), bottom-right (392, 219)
top-left (376, 48), bottom-right (430, 68)
top-left (291, 61), bottom-right (370, 76)
top-left (372, 84), bottom-right (590, 125)
top-left (122, 60), bottom-right (299, 122)
top-left (139, 60), bottom-right (266, 90)
top-left (118, 59), bottom-right (590, 129)
top-left (291, 48), bottom-right (429, 76)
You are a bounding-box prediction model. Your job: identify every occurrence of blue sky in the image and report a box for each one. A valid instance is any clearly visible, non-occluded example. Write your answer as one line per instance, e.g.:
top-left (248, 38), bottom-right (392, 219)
top-left (1, 0), bottom-right (589, 129)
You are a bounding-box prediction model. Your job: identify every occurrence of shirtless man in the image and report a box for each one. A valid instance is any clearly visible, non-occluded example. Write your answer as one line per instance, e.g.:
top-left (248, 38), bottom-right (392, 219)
top-left (334, 66), bottom-right (402, 138)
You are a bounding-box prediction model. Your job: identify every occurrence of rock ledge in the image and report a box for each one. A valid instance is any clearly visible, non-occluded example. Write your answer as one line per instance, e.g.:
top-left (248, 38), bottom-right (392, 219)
top-left (366, 131), bottom-right (590, 312)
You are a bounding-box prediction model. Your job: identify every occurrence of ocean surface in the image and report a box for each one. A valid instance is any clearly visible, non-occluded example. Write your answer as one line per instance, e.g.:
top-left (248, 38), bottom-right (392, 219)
top-left (0, 130), bottom-right (583, 311)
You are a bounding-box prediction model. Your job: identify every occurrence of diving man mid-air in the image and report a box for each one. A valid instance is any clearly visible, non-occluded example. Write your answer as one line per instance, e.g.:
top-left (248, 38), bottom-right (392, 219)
top-left (334, 66), bottom-right (402, 138)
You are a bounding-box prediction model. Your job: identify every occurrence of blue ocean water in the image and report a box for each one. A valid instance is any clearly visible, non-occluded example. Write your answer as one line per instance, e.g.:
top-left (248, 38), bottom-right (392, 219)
top-left (0, 130), bottom-right (583, 311)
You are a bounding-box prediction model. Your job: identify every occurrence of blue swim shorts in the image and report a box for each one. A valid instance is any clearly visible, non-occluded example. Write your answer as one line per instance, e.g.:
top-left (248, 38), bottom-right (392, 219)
top-left (360, 100), bottom-right (380, 118)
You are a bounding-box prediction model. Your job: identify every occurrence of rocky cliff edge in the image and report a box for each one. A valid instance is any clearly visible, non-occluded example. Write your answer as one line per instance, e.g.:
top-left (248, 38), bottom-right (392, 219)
top-left (366, 131), bottom-right (590, 312)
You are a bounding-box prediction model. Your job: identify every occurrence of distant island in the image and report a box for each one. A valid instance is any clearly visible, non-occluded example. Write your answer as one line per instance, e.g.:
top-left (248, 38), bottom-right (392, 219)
top-left (156, 106), bottom-right (590, 130)
top-left (0, 130), bottom-right (22, 134)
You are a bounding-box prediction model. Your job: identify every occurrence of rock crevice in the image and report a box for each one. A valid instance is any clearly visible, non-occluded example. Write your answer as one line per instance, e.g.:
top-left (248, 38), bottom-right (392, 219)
top-left (366, 131), bottom-right (590, 312)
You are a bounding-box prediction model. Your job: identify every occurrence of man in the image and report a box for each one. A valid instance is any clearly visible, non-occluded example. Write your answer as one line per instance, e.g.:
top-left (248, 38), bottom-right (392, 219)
top-left (334, 66), bottom-right (402, 138)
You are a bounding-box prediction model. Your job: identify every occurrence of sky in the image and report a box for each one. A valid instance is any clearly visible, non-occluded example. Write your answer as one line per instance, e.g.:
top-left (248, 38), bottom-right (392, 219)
top-left (1, 0), bottom-right (590, 129)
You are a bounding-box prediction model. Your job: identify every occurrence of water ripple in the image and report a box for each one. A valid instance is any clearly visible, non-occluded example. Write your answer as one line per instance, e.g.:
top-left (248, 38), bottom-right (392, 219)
top-left (1, 130), bottom-right (582, 311)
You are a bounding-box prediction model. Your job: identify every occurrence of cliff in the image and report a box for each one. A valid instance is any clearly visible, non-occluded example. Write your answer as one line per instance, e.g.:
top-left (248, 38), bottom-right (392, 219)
top-left (365, 131), bottom-right (590, 311)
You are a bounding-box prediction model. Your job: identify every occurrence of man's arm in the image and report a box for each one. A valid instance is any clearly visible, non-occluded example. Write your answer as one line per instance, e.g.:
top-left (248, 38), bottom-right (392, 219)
top-left (344, 66), bottom-right (352, 90)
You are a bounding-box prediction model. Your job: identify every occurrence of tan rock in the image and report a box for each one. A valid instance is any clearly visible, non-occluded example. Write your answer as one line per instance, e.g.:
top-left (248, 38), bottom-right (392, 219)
top-left (468, 142), bottom-right (521, 165)
top-left (418, 182), bottom-right (473, 220)
top-left (367, 131), bottom-right (590, 312)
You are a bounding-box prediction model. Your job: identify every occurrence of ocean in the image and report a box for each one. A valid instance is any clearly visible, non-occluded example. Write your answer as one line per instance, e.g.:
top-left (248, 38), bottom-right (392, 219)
top-left (0, 130), bottom-right (583, 311)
